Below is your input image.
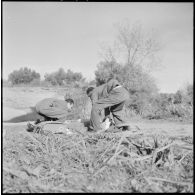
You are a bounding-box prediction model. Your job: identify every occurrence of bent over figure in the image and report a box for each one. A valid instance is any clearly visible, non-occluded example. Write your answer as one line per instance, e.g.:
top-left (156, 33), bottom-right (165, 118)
top-left (86, 78), bottom-right (129, 132)
top-left (35, 98), bottom-right (74, 123)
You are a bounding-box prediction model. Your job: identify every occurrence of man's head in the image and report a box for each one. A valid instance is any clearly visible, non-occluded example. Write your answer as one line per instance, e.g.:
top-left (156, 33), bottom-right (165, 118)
top-left (65, 98), bottom-right (74, 110)
top-left (86, 87), bottom-right (94, 98)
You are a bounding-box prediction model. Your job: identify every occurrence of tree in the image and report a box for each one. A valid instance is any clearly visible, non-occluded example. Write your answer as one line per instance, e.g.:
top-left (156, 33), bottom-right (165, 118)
top-left (65, 69), bottom-right (83, 84)
top-left (95, 59), bottom-right (158, 95)
top-left (174, 90), bottom-right (182, 104)
top-left (121, 64), bottom-right (158, 95)
top-left (95, 60), bottom-right (123, 85)
top-left (176, 83), bottom-right (193, 106)
top-left (44, 68), bottom-right (85, 86)
top-left (95, 20), bottom-right (161, 115)
top-left (99, 20), bottom-right (161, 71)
top-left (8, 67), bottom-right (40, 85)
top-left (44, 72), bottom-right (58, 85)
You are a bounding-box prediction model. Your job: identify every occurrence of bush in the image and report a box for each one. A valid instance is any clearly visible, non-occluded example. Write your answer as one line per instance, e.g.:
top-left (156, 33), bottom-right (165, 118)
top-left (167, 103), bottom-right (193, 119)
top-left (8, 67), bottom-right (40, 85)
top-left (3, 79), bottom-right (12, 87)
top-left (95, 60), bottom-right (123, 86)
top-left (62, 87), bottom-right (91, 120)
top-left (29, 79), bottom-right (41, 87)
top-left (95, 60), bottom-right (159, 116)
top-left (44, 68), bottom-right (85, 86)
top-left (180, 84), bottom-right (193, 106)
top-left (174, 90), bottom-right (182, 104)
top-left (44, 73), bottom-right (58, 86)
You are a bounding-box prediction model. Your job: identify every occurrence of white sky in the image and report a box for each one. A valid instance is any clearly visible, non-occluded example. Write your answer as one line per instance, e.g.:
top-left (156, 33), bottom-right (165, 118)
top-left (2, 2), bottom-right (193, 93)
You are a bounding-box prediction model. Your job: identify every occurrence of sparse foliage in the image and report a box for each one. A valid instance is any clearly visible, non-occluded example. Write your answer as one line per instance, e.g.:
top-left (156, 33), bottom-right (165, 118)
top-left (100, 20), bottom-right (161, 71)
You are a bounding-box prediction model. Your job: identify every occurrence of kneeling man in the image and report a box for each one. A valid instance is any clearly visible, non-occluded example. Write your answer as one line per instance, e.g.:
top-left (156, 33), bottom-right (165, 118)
top-left (86, 78), bottom-right (129, 132)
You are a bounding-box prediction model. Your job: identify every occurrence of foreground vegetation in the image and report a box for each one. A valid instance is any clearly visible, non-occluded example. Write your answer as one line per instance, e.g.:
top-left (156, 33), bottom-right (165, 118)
top-left (3, 121), bottom-right (193, 193)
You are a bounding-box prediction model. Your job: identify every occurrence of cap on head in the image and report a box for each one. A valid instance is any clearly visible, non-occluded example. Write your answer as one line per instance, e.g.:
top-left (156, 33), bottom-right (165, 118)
top-left (86, 87), bottom-right (94, 96)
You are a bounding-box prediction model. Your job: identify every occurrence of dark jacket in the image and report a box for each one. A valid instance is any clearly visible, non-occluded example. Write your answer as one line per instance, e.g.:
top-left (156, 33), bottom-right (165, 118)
top-left (91, 79), bottom-right (123, 104)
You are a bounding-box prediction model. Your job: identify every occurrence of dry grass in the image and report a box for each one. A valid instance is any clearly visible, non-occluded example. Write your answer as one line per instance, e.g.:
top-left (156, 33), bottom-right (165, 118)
top-left (3, 123), bottom-right (193, 193)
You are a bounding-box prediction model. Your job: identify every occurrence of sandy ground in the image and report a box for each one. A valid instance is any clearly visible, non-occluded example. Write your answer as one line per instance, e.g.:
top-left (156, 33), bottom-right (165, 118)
top-left (3, 120), bottom-right (193, 137)
top-left (3, 87), bottom-right (65, 121)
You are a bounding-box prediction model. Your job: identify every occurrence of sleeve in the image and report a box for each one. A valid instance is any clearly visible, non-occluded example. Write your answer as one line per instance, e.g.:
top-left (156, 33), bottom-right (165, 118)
top-left (107, 79), bottom-right (120, 93)
top-left (91, 90), bottom-right (98, 105)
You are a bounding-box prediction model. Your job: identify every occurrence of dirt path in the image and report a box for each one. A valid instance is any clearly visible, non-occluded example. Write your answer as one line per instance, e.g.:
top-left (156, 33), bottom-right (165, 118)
top-left (129, 120), bottom-right (193, 136)
top-left (3, 120), bottom-right (193, 138)
top-left (3, 87), bottom-right (64, 121)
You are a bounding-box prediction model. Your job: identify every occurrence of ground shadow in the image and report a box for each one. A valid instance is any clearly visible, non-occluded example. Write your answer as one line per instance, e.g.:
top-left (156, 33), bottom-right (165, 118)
top-left (4, 107), bottom-right (92, 126)
top-left (4, 107), bottom-right (44, 123)
top-left (82, 119), bottom-right (91, 128)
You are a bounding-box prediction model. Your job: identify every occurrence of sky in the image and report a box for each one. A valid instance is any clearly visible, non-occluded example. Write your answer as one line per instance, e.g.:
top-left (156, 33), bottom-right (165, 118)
top-left (2, 2), bottom-right (193, 93)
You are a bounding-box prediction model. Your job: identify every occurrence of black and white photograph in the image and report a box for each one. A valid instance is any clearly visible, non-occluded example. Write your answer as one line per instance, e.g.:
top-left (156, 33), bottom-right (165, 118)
top-left (2, 1), bottom-right (193, 193)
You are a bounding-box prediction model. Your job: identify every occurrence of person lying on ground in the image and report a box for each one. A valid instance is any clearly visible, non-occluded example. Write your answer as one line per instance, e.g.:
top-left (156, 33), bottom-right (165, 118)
top-left (86, 78), bottom-right (129, 132)
top-left (35, 98), bottom-right (74, 124)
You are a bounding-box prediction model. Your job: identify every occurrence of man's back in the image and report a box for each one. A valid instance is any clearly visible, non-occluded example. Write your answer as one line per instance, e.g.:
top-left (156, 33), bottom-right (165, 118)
top-left (36, 98), bottom-right (67, 113)
top-left (91, 79), bottom-right (121, 104)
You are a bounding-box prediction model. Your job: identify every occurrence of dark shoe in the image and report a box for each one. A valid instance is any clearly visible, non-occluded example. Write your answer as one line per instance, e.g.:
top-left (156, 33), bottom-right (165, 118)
top-left (26, 122), bottom-right (35, 132)
top-left (116, 123), bottom-right (130, 131)
top-left (87, 125), bottom-right (94, 131)
top-left (87, 128), bottom-right (96, 132)
top-left (34, 119), bottom-right (42, 125)
top-left (87, 130), bottom-right (97, 134)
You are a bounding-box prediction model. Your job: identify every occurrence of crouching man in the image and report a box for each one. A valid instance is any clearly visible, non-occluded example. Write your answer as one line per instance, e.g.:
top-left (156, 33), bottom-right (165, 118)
top-left (35, 98), bottom-right (74, 123)
top-left (86, 78), bottom-right (129, 132)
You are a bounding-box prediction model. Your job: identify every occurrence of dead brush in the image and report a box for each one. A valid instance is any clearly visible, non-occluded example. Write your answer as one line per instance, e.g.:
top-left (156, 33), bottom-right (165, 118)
top-left (3, 125), bottom-right (193, 193)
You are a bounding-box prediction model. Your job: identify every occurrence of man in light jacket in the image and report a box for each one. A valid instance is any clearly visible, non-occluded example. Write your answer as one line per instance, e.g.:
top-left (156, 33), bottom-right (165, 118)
top-left (35, 98), bottom-right (74, 123)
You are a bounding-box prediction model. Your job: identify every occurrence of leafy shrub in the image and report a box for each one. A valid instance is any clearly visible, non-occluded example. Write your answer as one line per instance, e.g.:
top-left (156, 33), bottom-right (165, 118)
top-left (3, 79), bottom-right (12, 87)
top-left (179, 84), bottom-right (193, 106)
top-left (95, 60), bottom-right (123, 86)
top-left (8, 67), bottom-right (40, 85)
top-left (167, 103), bottom-right (193, 119)
top-left (29, 79), bottom-right (41, 87)
top-left (173, 90), bottom-right (182, 104)
top-left (63, 87), bottom-right (91, 120)
top-left (145, 88), bottom-right (193, 121)
top-left (44, 68), bottom-right (85, 86)
top-left (95, 60), bottom-right (159, 116)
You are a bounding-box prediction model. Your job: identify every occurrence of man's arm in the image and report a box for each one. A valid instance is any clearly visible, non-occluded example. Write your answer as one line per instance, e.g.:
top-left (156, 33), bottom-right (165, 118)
top-left (90, 89), bottom-right (98, 105)
top-left (106, 79), bottom-right (120, 93)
